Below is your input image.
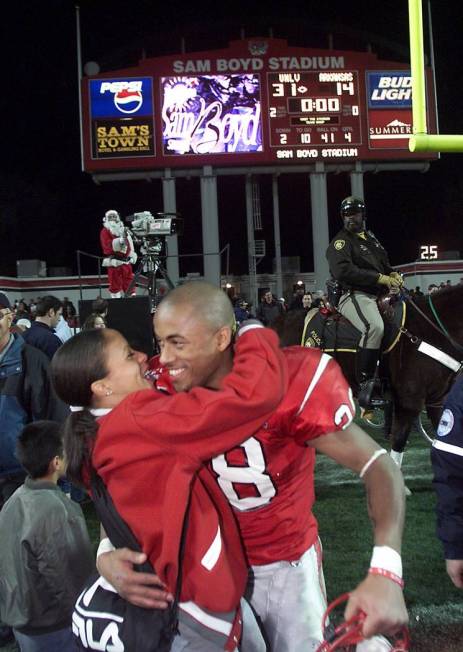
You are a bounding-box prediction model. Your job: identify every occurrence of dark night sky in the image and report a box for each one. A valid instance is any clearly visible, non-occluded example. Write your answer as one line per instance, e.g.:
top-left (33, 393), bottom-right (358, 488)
top-left (2, 0), bottom-right (462, 279)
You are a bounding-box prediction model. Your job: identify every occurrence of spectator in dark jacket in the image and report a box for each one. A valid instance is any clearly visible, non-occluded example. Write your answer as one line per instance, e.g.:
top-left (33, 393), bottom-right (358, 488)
top-left (256, 290), bottom-right (283, 326)
top-left (0, 292), bottom-right (68, 503)
top-left (23, 295), bottom-right (63, 360)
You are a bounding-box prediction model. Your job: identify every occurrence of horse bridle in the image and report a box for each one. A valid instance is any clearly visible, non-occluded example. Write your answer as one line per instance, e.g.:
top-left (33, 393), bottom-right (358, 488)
top-left (402, 289), bottom-right (463, 356)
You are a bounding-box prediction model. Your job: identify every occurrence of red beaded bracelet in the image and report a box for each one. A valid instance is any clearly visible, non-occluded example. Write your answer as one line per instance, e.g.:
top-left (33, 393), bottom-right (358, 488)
top-left (369, 566), bottom-right (405, 588)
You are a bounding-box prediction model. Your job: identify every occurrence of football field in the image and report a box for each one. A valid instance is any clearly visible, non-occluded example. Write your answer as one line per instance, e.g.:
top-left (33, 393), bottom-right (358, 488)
top-left (314, 418), bottom-right (463, 651)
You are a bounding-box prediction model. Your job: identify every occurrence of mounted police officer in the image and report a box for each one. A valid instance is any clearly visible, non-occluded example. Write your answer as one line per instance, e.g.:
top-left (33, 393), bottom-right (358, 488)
top-left (326, 196), bottom-right (403, 407)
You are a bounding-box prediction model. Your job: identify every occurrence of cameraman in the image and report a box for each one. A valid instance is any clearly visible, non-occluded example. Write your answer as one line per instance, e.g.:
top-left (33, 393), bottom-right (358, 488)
top-left (100, 210), bottom-right (137, 298)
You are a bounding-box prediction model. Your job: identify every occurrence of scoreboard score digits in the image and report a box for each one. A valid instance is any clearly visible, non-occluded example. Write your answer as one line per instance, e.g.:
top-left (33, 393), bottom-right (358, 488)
top-left (268, 71), bottom-right (362, 148)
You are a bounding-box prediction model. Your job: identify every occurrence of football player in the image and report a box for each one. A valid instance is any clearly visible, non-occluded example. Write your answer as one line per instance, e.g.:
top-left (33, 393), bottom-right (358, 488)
top-left (97, 281), bottom-right (408, 651)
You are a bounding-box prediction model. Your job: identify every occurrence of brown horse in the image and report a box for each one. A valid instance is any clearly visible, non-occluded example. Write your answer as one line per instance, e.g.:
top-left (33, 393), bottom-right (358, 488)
top-left (273, 285), bottom-right (463, 456)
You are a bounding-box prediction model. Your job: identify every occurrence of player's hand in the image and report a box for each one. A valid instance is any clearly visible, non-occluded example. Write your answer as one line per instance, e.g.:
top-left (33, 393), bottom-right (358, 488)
top-left (344, 573), bottom-right (408, 638)
top-left (96, 548), bottom-right (174, 609)
top-left (446, 559), bottom-right (463, 588)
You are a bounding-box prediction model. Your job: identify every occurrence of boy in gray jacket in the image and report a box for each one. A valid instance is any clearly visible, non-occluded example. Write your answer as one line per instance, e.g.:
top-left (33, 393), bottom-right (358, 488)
top-left (0, 421), bottom-right (94, 652)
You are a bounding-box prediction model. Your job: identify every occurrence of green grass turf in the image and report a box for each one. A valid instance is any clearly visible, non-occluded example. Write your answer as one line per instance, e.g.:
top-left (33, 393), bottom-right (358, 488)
top-left (314, 419), bottom-right (463, 650)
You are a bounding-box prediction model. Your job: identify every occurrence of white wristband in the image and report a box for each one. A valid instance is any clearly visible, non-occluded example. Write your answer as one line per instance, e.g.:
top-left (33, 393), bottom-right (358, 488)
top-left (359, 448), bottom-right (387, 479)
top-left (96, 537), bottom-right (115, 559)
top-left (370, 545), bottom-right (402, 578)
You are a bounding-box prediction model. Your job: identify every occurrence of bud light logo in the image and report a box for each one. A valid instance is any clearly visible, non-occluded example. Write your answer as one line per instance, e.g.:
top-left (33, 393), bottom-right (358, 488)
top-left (367, 71), bottom-right (412, 109)
top-left (89, 78), bottom-right (153, 118)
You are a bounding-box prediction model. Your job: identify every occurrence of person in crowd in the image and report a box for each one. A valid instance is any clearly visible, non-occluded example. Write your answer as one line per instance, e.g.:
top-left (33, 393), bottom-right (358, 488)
top-left (233, 297), bottom-right (250, 325)
top-left (0, 292), bottom-right (68, 506)
top-left (63, 304), bottom-right (79, 331)
top-left (414, 286), bottom-right (424, 297)
top-left (0, 421), bottom-right (94, 652)
top-left (431, 374), bottom-right (463, 589)
top-left (97, 282), bottom-right (408, 652)
top-left (100, 209), bottom-right (137, 298)
top-left (82, 313), bottom-right (107, 330)
top-left (302, 292), bottom-right (313, 312)
top-left (14, 301), bottom-right (30, 322)
top-left (92, 297), bottom-right (109, 320)
top-left (22, 295), bottom-right (63, 359)
top-left (62, 297), bottom-right (76, 317)
top-left (326, 196), bottom-right (403, 408)
top-left (50, 313), bottom-right (286, 651)
top-left (256, 289), bottom-right (284, 326)
top-left (288, 285), bottom-right (306, 311)
top-left (428, 283), bottom-right (439, 294)
top-left (0, 292), bottom-right (69, 646)
top-left (55, 314), bottom-right (74, 343)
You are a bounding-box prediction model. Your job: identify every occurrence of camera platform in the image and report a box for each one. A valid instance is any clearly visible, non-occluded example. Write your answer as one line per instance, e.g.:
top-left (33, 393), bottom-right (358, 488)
top-left (125, 238), bottom-right (175, 310)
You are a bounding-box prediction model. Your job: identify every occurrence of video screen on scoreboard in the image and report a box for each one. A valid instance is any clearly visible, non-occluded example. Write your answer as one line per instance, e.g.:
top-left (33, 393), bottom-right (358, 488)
top-left (267, 71), bottom-right (362, 148)
top-left (161, 74), bottom-right (262, 155)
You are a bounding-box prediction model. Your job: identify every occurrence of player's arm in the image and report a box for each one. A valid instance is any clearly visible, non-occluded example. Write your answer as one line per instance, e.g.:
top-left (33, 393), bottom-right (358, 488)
top-left (133, 324), bottom-right (287, 460)
top-left (308, 423), bottom-right (407, 638)
top-left (96, 525), bottom-right (174, 609)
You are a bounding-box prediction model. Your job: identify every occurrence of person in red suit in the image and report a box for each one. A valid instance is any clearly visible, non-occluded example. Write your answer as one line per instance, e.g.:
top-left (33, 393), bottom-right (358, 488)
top-left (100, 210), bottom-right (137, 298)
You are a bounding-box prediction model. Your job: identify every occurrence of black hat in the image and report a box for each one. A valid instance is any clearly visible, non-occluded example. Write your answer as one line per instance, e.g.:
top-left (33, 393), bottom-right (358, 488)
top-left (0, 292), bottom-right (11, 310)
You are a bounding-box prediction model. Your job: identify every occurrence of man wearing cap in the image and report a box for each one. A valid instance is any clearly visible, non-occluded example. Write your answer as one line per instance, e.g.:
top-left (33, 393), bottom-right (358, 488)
top-left (0, 292), bottom-right (68, 506)
top-left (326, 196), bottom-right (403, 409)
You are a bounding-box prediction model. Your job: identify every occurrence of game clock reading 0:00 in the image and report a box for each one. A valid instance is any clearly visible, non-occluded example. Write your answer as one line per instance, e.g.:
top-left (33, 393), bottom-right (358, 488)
top-left (267, 71), bottom-right (362, 148)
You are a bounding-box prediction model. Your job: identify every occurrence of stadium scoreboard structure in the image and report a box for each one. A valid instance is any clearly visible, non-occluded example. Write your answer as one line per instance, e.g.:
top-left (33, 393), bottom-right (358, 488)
top-left (81, 38), bottom-right (437, 173)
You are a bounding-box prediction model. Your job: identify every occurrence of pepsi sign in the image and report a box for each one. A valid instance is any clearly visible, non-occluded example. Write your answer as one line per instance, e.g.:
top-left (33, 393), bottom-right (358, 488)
top-left (367, 71), bottom-right (412, 109)
top-left (89, 77), bottom-right (153, 118)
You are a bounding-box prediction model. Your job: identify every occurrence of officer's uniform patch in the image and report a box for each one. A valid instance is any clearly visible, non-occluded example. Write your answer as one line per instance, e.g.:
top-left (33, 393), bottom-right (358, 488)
top-left (438, 408), bottom-right (454, 437)
top-left (334, 240), bottom-right (345, 251)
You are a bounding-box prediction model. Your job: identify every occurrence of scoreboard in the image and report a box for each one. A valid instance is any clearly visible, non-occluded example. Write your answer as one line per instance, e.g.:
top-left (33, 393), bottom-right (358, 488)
top-left (268, 71), bottom-right (361, 148)
top-left (81, 38), bottom-right (438, 172)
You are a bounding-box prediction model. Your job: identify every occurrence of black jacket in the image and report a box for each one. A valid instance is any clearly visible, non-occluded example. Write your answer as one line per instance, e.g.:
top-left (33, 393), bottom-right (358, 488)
top-left (23, 321), bottom-right (62, 360)
top-left (0, 334), bottom-right (68, 477)
top-left (256, 300), bottom-right (283, 326)
top-left (432, 376), bottom-right (463, 559)
top-left (326, 228), bottom-right (393, 296)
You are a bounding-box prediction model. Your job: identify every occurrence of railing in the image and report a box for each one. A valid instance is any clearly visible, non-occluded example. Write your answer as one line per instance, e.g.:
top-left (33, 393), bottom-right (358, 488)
top-left (75, 243), bottom-right (231, 299)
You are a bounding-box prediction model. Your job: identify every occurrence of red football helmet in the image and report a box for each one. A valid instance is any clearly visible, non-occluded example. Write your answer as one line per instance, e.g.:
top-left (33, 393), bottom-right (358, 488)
top-left (315, 594), bottom-right (410, 652)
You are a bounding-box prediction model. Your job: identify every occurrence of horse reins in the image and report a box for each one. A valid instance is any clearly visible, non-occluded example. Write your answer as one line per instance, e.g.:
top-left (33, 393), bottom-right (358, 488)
top-left (402, 289), bottom-right (463, 356)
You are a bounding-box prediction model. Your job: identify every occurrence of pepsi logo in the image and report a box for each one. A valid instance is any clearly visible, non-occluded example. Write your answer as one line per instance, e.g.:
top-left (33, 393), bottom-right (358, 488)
top-left (114, 89), bottom-right (143, 114)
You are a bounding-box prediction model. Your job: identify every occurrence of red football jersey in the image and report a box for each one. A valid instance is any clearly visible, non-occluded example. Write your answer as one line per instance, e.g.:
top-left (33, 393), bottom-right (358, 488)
top-left (149, 346), bottom-right (355, 567)
top-left (209, 346), bottom-right (355, 566)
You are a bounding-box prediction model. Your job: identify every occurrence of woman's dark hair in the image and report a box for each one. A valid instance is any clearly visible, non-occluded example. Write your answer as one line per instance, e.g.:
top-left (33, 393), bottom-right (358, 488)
top-left (51, 329), bottom-right (109, 486)
top-left (82, 312), bottom-right (106, 330)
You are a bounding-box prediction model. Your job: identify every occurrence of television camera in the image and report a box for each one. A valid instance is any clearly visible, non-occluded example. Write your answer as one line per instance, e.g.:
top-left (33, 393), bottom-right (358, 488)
top-left (125, 211), bottom-right (183, 239)
top-left (123, 211), bottom-right (183, 304)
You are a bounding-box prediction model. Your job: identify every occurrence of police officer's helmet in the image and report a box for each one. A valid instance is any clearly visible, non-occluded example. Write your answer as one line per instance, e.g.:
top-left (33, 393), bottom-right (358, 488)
top-left (340, 196), bottom-right (365, 218)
